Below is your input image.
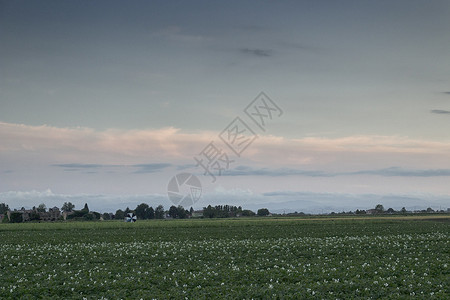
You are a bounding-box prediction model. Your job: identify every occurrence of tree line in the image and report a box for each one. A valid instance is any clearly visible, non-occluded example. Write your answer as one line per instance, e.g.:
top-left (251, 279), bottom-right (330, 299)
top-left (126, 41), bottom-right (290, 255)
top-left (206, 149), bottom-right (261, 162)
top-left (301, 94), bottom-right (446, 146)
top-left (3, 201), bottom-right (445, 223)
top-left (0, 201), bottom-right (271, 222)
top-left (202, 205), bottom-right (270, 218)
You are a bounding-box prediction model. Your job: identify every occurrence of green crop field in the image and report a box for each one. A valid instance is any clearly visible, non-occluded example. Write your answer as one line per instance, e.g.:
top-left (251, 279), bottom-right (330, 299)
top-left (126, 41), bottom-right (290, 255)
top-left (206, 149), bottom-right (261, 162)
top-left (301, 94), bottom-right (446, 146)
top-left (0, 216), bottom-right (449, 299)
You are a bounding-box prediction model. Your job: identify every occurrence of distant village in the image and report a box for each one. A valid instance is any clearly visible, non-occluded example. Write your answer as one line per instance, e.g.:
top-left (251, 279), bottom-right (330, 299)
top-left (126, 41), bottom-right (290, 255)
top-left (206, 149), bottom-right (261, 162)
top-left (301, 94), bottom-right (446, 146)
top-left (0, 202), bottom-right (449, 223)
top-left (1, 205), bottom-right (74, 223)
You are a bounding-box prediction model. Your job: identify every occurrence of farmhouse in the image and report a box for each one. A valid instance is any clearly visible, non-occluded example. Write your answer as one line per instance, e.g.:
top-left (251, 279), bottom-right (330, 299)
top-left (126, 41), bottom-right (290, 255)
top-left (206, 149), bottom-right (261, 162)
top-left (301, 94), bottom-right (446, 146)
top-left (41, 207), bottom-right (61, 221)
top-left (17, 209), bottom-right (35, 221)
top-left (8, 207), bottom-right (61, 222)
top-left (191, 210), bottom-right (204, 218)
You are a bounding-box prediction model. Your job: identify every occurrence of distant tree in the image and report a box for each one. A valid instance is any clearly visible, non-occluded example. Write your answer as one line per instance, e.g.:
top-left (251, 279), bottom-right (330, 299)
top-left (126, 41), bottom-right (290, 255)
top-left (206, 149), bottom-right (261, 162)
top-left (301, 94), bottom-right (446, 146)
top-left (143, 205), bottom-right (155, 219)
top-left (257, 208), bottom-right (270, 216)
top-left (177, 206), bottom-right (187, 219)
top-left (147, 207), bottom-right (155, 219)
top-left (0, 203), bottom-right (9, 214)
top-left (401, 207), bottom-right (407, 214)
top-left (168, 205), bottom-right (178, 218)
top-left (81, 203), bottom-right (89, 213)
top-left (2, 214), bottom-right (9, 223)
top-left (61, 202), bottom-right (75, 212)
top-left (241, 209), bottom-right (255, 217)
top-left (203, 205), bottom-right (216, 218)
top-left (102, 212), bottom-right (111, 220)
top-left (386, 208), bottom-right (395, 214)
top-left (155, 205), bottom-right (165, 219)
top-left (135, 203), bottom-right (150, 220)
top-left (426, 207), bottom-right (434, 213)
top-left (201, 205), bottom-right (248, 218)
top-left (124, 207), bottom-right (131, 214)
top-left (37, 203), bottom-right (47, 213)
top-left (115, 209), bottom-right (125, 220)
top-left (9, 212), bottom-right (23, 223)
top-left (189, 207), bottom-right (194, 215)
top-left (375, 204), bottom-right (384, 213)
top-left (83, 213), bottom-right (94, 221)
top-left (67, 210), bottom-right (87, 219)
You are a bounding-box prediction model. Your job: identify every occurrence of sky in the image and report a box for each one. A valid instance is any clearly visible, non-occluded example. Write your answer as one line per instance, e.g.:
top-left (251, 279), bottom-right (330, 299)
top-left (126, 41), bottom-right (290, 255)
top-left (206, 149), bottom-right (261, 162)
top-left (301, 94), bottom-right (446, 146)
top-left (1, 0), bottom-right (450, 213)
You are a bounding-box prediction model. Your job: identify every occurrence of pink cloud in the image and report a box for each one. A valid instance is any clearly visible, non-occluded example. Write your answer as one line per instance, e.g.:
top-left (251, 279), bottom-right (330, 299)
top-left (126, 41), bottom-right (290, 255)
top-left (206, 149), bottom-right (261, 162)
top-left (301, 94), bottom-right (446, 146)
top-left (1, 121), bottom-right (450, 170)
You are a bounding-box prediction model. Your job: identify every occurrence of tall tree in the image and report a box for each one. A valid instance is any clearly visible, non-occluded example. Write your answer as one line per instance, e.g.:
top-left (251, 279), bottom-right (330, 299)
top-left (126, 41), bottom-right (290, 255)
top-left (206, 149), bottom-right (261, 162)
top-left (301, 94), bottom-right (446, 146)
top-left (257, 208), bottom-right (270, 216)
top-left (135, 203), bottom-right (150, 220)
top-left (375, 204), bottom-right (384, 213)
top-left (147, 206), bottom-right (155, 219)
top-left (81, 203), bottom-right (89, 213)
top-left (155, 205), bottom-right (165, 219)
top-left (115, 209), bottom-right (125, 220)
top-left (61, 202), bottom-right (75, 212)
top-left (168, 205), bottom-right (178, 218)
top-left (177, 206), bottom-right (187, 219)
top-left (203, 205), bottom-right (215, 218)
top-left (37, 203), bottom-right (46, 213)
top-left (0, 203), bottom-right (8, 214)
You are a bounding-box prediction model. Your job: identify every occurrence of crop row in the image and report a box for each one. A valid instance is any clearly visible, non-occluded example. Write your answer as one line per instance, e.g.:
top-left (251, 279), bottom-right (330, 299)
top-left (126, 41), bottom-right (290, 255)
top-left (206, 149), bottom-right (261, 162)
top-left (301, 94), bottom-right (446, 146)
top-left (1, 229), bottom-right (448, 299)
